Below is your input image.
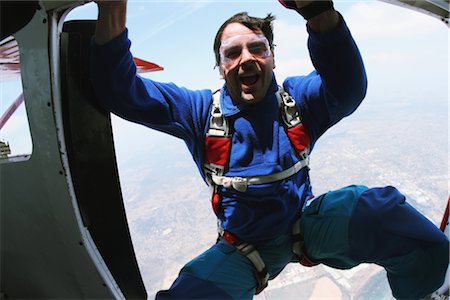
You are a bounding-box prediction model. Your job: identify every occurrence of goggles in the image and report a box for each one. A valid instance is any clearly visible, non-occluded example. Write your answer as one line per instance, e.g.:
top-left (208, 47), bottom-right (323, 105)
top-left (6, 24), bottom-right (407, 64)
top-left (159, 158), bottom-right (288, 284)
top-left (219, 33), bottom-right (271, 66)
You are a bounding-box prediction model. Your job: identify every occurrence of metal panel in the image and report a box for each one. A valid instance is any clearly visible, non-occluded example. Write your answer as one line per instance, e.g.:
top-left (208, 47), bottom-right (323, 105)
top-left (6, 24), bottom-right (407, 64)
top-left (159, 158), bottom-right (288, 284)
top-left (0, 5), bottom-right (130, 299)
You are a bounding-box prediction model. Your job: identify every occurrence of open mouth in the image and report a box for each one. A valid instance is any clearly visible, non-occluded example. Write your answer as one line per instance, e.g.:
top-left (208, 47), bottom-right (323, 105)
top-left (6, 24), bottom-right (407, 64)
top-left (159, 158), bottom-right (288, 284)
top-left (240, 74), bottom-right (259, 86)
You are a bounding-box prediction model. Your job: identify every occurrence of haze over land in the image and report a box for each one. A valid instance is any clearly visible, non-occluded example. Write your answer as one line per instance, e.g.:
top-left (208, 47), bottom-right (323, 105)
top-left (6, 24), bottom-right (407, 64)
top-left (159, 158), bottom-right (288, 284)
top-left (117, 91), bottom-right (447, 299)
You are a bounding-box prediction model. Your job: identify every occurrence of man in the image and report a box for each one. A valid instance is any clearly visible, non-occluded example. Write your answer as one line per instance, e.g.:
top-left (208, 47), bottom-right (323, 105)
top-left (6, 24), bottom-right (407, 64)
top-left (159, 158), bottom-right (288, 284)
top-left (90, 1), bottom-right (449, 299)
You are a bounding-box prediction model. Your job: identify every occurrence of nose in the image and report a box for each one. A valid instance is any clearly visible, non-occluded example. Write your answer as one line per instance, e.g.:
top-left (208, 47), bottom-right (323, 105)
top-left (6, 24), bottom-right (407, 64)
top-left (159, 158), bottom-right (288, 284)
top-left (239, 47), bottom-right (255, 65)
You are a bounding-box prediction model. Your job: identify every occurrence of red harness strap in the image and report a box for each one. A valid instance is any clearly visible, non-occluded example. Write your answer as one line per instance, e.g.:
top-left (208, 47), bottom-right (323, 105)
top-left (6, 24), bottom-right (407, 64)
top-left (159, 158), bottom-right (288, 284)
top-left (278, 87), bottom-right (311, 159)
top-left (204, 136), bottom-right (231, 214)
top-left (286, 123), bottom-right (310, 158)
top-left (204, 136), bottom-right (231, 166)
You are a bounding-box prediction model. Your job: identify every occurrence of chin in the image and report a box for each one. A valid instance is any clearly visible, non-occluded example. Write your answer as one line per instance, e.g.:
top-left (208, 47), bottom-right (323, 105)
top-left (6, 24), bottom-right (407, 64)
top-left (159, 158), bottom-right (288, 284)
top-left (240, 93), bottom-right (258, 104)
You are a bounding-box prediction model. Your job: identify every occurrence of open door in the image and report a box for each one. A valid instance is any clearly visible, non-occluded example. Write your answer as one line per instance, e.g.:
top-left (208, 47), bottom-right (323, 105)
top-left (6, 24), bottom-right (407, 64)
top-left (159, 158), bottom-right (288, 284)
top-left (60, 19), bottom-right (147, 299)
top-left (1, 2), bottom-right (146, 298)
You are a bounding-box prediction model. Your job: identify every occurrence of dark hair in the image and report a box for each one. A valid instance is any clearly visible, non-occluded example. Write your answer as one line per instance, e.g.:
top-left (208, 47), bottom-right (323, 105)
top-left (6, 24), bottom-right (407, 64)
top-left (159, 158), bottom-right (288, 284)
top-left (213, 12), bottom-right (275, 67)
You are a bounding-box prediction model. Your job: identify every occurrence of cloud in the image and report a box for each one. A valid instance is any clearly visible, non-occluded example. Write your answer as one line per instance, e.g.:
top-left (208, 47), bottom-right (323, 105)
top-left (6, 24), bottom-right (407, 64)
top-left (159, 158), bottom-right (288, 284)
top-left (272, 19), bottom-right (313, 80)
top-left (273, 20), bottom-right (308, 57)
top-left (274, 58), bottom-right (314, 82)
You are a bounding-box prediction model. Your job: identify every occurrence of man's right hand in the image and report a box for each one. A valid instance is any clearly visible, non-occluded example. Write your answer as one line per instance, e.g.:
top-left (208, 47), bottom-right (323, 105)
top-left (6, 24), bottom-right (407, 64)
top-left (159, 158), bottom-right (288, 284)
top-left (94, 0), bottom-right (127, 10)
top-left (279, 1), bottom-right (314, 9)
top-left (94, 0), bottom-right (128, 45)
top-left (278, 0), bottom-right (338, 32)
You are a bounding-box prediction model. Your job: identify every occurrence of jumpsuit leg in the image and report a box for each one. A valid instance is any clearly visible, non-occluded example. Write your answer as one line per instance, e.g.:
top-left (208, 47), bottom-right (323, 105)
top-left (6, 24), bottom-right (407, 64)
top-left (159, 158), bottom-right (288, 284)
top-left (300, 185), bottom-right (449, 300)
top-left (156, 233), bottom-right (295, 299)
top-left (156, 240), bottom-right (256, 299)
top-left (350, 186), bottom-right (449, 299)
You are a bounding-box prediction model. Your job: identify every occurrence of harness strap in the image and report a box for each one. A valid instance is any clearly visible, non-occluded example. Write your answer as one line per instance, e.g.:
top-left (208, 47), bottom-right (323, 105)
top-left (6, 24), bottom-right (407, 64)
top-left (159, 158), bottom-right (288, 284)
top-left (292, 217), bottom-right (319, 267)
top-left (204, 90), bottom-right (232, 214)
top-left (211, 155), bottom-right (309, 192)
top-left (277, 87), bottom-right (301, 128)
top-left (277, 87), bottom-right (311, 158)
top-left (221, 231), bottom-right (269, 295)
top-left (208, 90), bottom-right (230, 137)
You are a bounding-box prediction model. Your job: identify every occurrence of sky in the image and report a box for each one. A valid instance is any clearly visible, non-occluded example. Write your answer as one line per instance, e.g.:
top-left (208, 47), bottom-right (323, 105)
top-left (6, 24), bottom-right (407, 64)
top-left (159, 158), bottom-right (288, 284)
top-left (69, 0), bottom-right (450, 164)
top-left (0, 0), bottom-right (448, 159)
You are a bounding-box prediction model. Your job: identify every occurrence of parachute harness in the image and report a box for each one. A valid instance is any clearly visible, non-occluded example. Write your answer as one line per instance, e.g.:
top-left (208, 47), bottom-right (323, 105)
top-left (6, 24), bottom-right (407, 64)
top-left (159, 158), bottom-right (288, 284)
top-left (203, 87), bottom-right (316, 294)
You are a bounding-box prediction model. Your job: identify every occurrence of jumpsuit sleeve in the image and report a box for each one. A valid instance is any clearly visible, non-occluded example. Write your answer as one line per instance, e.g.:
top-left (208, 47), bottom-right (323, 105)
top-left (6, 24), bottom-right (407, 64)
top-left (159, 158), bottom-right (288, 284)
top-left (283, 14), bottom-right (368, 146)
top-left (89, 29), bottom-right (212, 163)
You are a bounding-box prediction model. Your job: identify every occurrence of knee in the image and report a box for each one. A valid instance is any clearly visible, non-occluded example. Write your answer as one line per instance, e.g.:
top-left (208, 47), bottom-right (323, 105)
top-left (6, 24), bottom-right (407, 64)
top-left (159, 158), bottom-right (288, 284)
top-left (349, 186), bottom-right (447, 261)
top-left (357, 186), bottom-right (406, 220)
top-left (348, 186), bottom-right (405, 239)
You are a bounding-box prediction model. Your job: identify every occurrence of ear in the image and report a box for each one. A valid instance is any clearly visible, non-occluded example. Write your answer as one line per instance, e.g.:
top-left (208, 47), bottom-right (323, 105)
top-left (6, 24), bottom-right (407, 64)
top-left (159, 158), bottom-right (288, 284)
top-left (219, 66), bottom-right (225, 79)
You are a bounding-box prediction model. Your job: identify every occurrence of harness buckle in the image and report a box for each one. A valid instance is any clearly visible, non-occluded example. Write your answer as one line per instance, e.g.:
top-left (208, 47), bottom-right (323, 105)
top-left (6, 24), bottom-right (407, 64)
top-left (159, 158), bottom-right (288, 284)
top-left (278, 88), bottom-right (302, 128)
top-left (221, 176), bottom-right (248, 192)
top-left (208, 90), bottom-right (229, 137)
top-left (281, 91), bottom-right (296, 107)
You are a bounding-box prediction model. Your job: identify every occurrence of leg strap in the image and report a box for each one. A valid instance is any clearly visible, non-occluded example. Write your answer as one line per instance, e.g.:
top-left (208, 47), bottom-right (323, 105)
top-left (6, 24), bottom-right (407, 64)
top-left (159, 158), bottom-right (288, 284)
top-left (292, 217), bottom-right (319, 267)
top-left (221, 231), bottom-right (269, 295)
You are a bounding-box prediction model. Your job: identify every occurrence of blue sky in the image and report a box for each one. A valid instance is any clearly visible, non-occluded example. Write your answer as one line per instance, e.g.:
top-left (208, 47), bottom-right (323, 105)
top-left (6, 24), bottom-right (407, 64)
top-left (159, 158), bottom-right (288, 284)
top-left (69, 0), bottom-right (448, 91)
top-left (80, 1), bottom-right (449, 164)
top-left (0, 0), bottom-right (448, 160)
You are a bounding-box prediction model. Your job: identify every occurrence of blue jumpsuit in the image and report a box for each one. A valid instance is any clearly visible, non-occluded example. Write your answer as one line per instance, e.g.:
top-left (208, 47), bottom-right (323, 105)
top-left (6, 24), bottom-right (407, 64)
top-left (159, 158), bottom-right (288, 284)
top-left (90, 16), bottom-right (449, 299)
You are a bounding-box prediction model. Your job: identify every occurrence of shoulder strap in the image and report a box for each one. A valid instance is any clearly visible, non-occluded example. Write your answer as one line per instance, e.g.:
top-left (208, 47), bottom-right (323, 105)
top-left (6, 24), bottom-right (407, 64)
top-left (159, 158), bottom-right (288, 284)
top-left (277, 86), bottom-right (311, 159)
top-left (203, 90), bottom-right (232, 179)
top-left (203, 90), bottom-right (232, 215)
top-left (207, 90), bottom-right (229, 137)
top-left (277, 86), bottom-right (302, 128)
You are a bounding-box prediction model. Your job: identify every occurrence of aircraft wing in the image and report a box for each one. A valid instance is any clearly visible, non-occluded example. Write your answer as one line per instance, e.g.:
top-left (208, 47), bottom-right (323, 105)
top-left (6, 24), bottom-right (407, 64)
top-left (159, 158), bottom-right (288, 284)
top-left (379, 0), bottom-right (449, 25)
top-left (134, 57), bottom-right (164, 72)
top-left (0, 36), bottom-right (20, 81)
top-left (0, 35), bottom-right (162, 141)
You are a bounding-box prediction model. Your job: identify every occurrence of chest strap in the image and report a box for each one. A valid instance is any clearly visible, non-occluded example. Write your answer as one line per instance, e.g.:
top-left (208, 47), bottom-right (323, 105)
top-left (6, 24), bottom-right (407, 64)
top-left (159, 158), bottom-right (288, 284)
top-left (211, 154), bottom-right (309, 192)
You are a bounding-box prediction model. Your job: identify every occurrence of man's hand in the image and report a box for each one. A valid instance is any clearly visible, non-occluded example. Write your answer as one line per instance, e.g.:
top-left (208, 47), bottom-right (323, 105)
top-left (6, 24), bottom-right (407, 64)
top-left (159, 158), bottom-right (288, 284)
top-left (278, 0), bottom-right (339, 33)
top-left (94, 0), bottom-right (127, 10)
top-left (294, 1), bottom-right (314, 9)
top-left (278, 1), bottom-right (314, 10)
top-left (94, 0), bottom-right (128, 45)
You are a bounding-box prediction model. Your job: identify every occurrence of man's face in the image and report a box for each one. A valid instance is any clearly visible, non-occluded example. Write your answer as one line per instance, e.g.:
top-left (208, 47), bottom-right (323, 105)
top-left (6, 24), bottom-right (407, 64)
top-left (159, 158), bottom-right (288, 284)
top-left (219, 23), bottom-right (275, 104)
